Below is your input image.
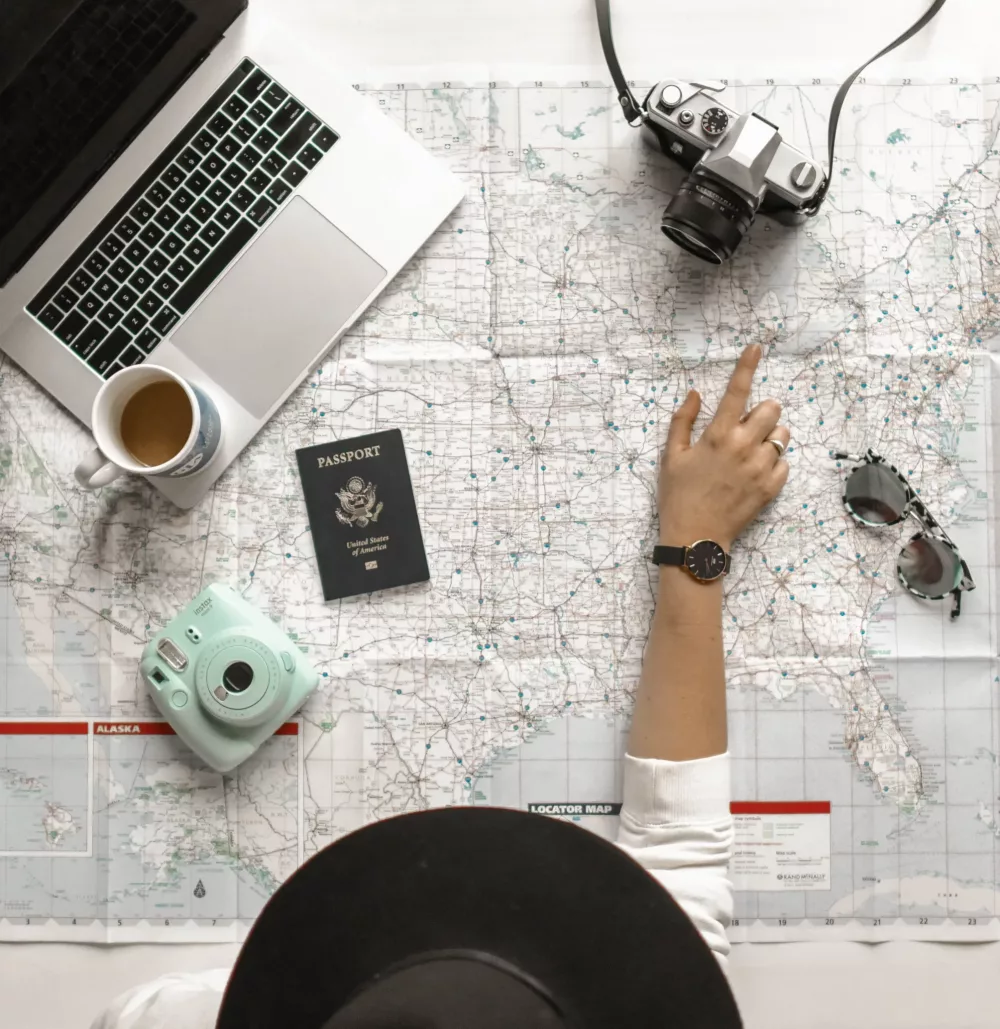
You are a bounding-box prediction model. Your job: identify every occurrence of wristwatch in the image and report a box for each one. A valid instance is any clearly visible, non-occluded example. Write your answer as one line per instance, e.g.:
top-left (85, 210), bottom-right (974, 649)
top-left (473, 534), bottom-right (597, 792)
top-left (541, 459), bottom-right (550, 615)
top-left (652, 540), bottom-right (731, 582)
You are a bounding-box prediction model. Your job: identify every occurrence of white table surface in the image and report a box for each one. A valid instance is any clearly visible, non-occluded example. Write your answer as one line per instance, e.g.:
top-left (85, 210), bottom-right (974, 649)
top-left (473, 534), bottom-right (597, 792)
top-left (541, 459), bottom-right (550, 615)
top-left (5, 2), bottom-right (1000, 1027)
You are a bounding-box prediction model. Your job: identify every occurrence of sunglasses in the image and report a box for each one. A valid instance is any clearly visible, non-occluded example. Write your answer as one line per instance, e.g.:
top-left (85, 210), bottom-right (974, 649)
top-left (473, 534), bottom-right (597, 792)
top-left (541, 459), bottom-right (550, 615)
top-left (834, 449), bottom-right (975, 619)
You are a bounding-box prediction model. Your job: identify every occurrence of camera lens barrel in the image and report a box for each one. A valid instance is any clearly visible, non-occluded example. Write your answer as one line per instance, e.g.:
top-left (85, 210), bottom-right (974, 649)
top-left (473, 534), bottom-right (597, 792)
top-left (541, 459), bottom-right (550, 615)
top-left (193, 633), bottom-right (288, 728)
top-left (661, 171), bottom-right (757, 264)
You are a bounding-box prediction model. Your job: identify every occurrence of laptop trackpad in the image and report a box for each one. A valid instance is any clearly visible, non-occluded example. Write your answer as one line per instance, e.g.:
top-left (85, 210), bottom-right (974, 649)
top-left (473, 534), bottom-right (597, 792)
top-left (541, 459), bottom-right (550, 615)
top-left (170, 197), bottom-right (385, 418)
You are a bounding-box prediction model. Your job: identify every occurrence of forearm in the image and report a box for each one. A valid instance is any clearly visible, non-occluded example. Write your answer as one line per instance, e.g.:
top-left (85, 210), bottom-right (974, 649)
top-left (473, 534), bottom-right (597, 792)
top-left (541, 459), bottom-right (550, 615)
top-left (628, 345), bottom-right (783, 762)
top-left (622, 559), bottom-right (733, 963)
top-left (628, 566), bottom-right (727, 761)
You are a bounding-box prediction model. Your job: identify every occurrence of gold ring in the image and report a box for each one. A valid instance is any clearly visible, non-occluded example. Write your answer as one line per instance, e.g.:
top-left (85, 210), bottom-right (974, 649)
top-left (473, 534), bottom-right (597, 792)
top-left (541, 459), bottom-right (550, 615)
top-left (766, 438), bottom-right (785, 457)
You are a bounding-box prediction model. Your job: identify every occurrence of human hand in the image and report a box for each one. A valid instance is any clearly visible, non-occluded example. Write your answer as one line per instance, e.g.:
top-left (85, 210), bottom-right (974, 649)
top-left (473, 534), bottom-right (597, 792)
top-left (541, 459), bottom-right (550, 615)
top-left (658, 344), bottom-right (789, 551)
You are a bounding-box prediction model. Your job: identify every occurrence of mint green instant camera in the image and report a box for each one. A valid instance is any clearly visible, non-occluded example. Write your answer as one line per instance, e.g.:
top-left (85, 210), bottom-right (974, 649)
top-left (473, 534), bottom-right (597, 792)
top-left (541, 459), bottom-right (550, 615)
top-left (139, 584), bottom-right (318, 772)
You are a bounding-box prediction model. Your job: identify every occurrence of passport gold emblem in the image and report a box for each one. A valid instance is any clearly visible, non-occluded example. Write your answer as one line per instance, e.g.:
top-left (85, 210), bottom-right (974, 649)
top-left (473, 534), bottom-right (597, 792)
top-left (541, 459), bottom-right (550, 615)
top-left (335, 476), bottom-right (383, 528)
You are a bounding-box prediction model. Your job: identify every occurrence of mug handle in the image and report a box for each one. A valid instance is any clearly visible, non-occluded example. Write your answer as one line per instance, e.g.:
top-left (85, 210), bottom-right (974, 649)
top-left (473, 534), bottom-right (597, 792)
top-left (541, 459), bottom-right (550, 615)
top-left (74, 448), bottom-right (123, 489)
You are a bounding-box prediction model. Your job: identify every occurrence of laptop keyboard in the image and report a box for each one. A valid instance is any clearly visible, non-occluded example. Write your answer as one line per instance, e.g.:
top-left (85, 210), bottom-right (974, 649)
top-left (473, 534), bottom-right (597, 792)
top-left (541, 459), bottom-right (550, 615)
top-left (0, 0), bottom-right (194, 249)
top-left (26, 58), bottom-right (338, 378)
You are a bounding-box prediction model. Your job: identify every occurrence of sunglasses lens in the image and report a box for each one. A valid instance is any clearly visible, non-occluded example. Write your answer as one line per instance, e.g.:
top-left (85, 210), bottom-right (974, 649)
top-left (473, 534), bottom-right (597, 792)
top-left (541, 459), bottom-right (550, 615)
top-left (844, 464), bottom-right (908, 524)
top-left (899, 535), bottom-right (961, 598)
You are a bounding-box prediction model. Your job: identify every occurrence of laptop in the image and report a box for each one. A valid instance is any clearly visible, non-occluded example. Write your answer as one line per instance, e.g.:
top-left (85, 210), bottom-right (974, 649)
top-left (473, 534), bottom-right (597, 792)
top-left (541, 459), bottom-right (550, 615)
top-left (0, 0), bottom-right (464, 508)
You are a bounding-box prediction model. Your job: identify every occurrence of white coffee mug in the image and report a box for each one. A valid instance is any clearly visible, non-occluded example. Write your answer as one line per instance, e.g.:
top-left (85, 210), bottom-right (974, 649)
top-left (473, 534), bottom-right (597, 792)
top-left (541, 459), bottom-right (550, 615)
top-left (74, 365), bottom-right (223, 489)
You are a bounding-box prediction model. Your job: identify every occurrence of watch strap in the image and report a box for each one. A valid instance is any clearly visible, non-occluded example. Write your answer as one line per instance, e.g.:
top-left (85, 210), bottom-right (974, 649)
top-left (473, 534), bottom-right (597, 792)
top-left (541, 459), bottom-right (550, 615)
top-left (651, 545), bottom-right (685, 567)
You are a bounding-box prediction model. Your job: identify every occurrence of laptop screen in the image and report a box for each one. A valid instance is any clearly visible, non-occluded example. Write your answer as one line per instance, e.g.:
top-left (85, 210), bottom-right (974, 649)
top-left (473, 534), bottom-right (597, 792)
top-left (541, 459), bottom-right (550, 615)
top-left (0, 0), bottom-right (246, 287)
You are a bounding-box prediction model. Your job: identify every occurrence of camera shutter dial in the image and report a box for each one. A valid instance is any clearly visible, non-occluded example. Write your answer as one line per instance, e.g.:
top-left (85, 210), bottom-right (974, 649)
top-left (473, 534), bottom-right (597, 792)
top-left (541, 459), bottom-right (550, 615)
top-left (700, 107), bottom-right (730, 136)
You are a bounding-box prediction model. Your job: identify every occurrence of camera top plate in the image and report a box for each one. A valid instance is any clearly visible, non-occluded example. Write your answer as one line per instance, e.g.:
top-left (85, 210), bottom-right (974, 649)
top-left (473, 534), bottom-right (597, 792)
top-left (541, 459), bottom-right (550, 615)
top-left (645, 80), bottom-right (825, 210)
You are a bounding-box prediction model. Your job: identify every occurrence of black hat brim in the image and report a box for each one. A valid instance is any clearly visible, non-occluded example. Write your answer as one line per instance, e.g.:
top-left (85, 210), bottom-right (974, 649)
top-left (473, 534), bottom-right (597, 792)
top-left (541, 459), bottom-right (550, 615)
top-left (217, 807), bottom-right (741, 1029)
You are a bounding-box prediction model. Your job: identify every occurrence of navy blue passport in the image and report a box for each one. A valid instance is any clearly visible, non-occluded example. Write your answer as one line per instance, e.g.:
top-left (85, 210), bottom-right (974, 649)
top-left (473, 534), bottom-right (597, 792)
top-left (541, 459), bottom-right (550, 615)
top-left (296, 429), bottom-right (429, 601)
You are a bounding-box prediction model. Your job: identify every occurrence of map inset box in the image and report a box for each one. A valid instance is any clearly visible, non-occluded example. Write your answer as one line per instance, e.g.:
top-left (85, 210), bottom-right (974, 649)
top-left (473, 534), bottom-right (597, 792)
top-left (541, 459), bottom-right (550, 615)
top-left (0, 722), bottom-right (90, 856)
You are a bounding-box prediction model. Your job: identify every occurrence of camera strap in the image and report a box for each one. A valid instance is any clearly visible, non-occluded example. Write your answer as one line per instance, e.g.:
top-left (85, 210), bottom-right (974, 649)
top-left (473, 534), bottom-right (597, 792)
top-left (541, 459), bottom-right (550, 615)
top-left (594, 0), bottom-right (949, 212)
top-left (594, 0), bottom-right (644, 125)
top-left (805, 0), bottom-right (947, 214)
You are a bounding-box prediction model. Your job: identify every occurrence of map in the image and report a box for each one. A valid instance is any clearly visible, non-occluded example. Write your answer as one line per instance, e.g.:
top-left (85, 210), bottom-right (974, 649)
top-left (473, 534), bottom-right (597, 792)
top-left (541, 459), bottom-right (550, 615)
top-left (0, 76), bottom-right (999, 942)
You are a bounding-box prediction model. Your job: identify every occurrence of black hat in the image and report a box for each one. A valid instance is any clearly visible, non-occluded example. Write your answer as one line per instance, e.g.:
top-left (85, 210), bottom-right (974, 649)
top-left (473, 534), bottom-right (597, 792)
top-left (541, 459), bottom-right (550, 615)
top-left (217, 807), bottom-right (741, 1028)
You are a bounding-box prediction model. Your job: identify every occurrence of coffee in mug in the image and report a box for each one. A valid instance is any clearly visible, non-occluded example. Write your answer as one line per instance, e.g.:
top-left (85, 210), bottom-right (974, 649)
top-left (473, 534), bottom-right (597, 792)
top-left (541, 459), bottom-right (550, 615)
top-left (120, 380), bottom-right (194, 467)
top-left (74, 365), bottom-right (222, 490)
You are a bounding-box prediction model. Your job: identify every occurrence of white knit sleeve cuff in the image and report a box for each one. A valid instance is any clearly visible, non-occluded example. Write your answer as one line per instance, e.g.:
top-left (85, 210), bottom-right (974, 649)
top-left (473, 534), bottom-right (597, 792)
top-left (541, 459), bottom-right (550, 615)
top-left (621, 751), bottom-right (731, 826)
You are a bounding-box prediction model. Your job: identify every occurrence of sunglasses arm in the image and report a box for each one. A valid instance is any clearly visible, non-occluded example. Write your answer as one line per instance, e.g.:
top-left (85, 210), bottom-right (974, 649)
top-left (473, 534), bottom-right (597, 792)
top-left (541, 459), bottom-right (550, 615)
top-left (832, 449), bottom-right (881, 465)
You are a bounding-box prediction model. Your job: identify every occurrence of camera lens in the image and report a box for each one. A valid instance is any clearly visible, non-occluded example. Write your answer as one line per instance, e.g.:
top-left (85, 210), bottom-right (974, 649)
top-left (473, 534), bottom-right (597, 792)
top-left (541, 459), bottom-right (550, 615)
top-left (222, 661), bottom-right (254, 694)
top-left (661, 170), bottom-right (756, 264)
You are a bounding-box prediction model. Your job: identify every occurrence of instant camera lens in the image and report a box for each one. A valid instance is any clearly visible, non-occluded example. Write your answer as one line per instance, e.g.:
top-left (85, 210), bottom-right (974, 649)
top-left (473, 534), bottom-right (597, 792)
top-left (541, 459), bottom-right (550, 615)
top-left (222, 660), bottom-right (254, 694)
top-left (661, 170), bottom-right (756, 264)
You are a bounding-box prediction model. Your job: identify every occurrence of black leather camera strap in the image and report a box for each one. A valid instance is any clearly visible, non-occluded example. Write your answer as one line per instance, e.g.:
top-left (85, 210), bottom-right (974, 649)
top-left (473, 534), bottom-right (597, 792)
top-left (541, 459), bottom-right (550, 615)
top-left (594, 0), bottom-right (643, 125)
top-left (594, 0), bottom-right (948, 213)
top-left (805, 0), bottom-right (947, 214)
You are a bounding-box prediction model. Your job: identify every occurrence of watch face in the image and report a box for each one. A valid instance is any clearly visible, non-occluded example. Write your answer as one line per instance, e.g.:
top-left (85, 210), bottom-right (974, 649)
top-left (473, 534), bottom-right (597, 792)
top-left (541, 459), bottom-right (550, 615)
top-left (685, 540), bottom-right (726, 581)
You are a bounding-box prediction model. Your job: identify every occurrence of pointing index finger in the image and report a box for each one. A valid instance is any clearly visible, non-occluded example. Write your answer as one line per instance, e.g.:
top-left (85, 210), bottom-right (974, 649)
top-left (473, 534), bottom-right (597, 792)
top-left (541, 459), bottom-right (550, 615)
top-left (715, 344), bottom-right (762, 427)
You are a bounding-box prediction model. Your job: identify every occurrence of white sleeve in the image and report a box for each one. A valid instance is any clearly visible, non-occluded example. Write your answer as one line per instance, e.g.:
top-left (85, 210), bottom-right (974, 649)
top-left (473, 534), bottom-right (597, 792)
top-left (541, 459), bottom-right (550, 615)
top-left (88, 969), bottom-right (229, 1029)
top-left (616, 751), bottom-right (734, 970)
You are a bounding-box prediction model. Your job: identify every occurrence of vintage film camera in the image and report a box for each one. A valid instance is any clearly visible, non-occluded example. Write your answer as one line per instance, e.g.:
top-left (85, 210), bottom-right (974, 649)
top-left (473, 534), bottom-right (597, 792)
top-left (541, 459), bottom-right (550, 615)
top-left (642, 78), bottom-right (823, 263)
top-left (594, 0), bottom-right (946, 264)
